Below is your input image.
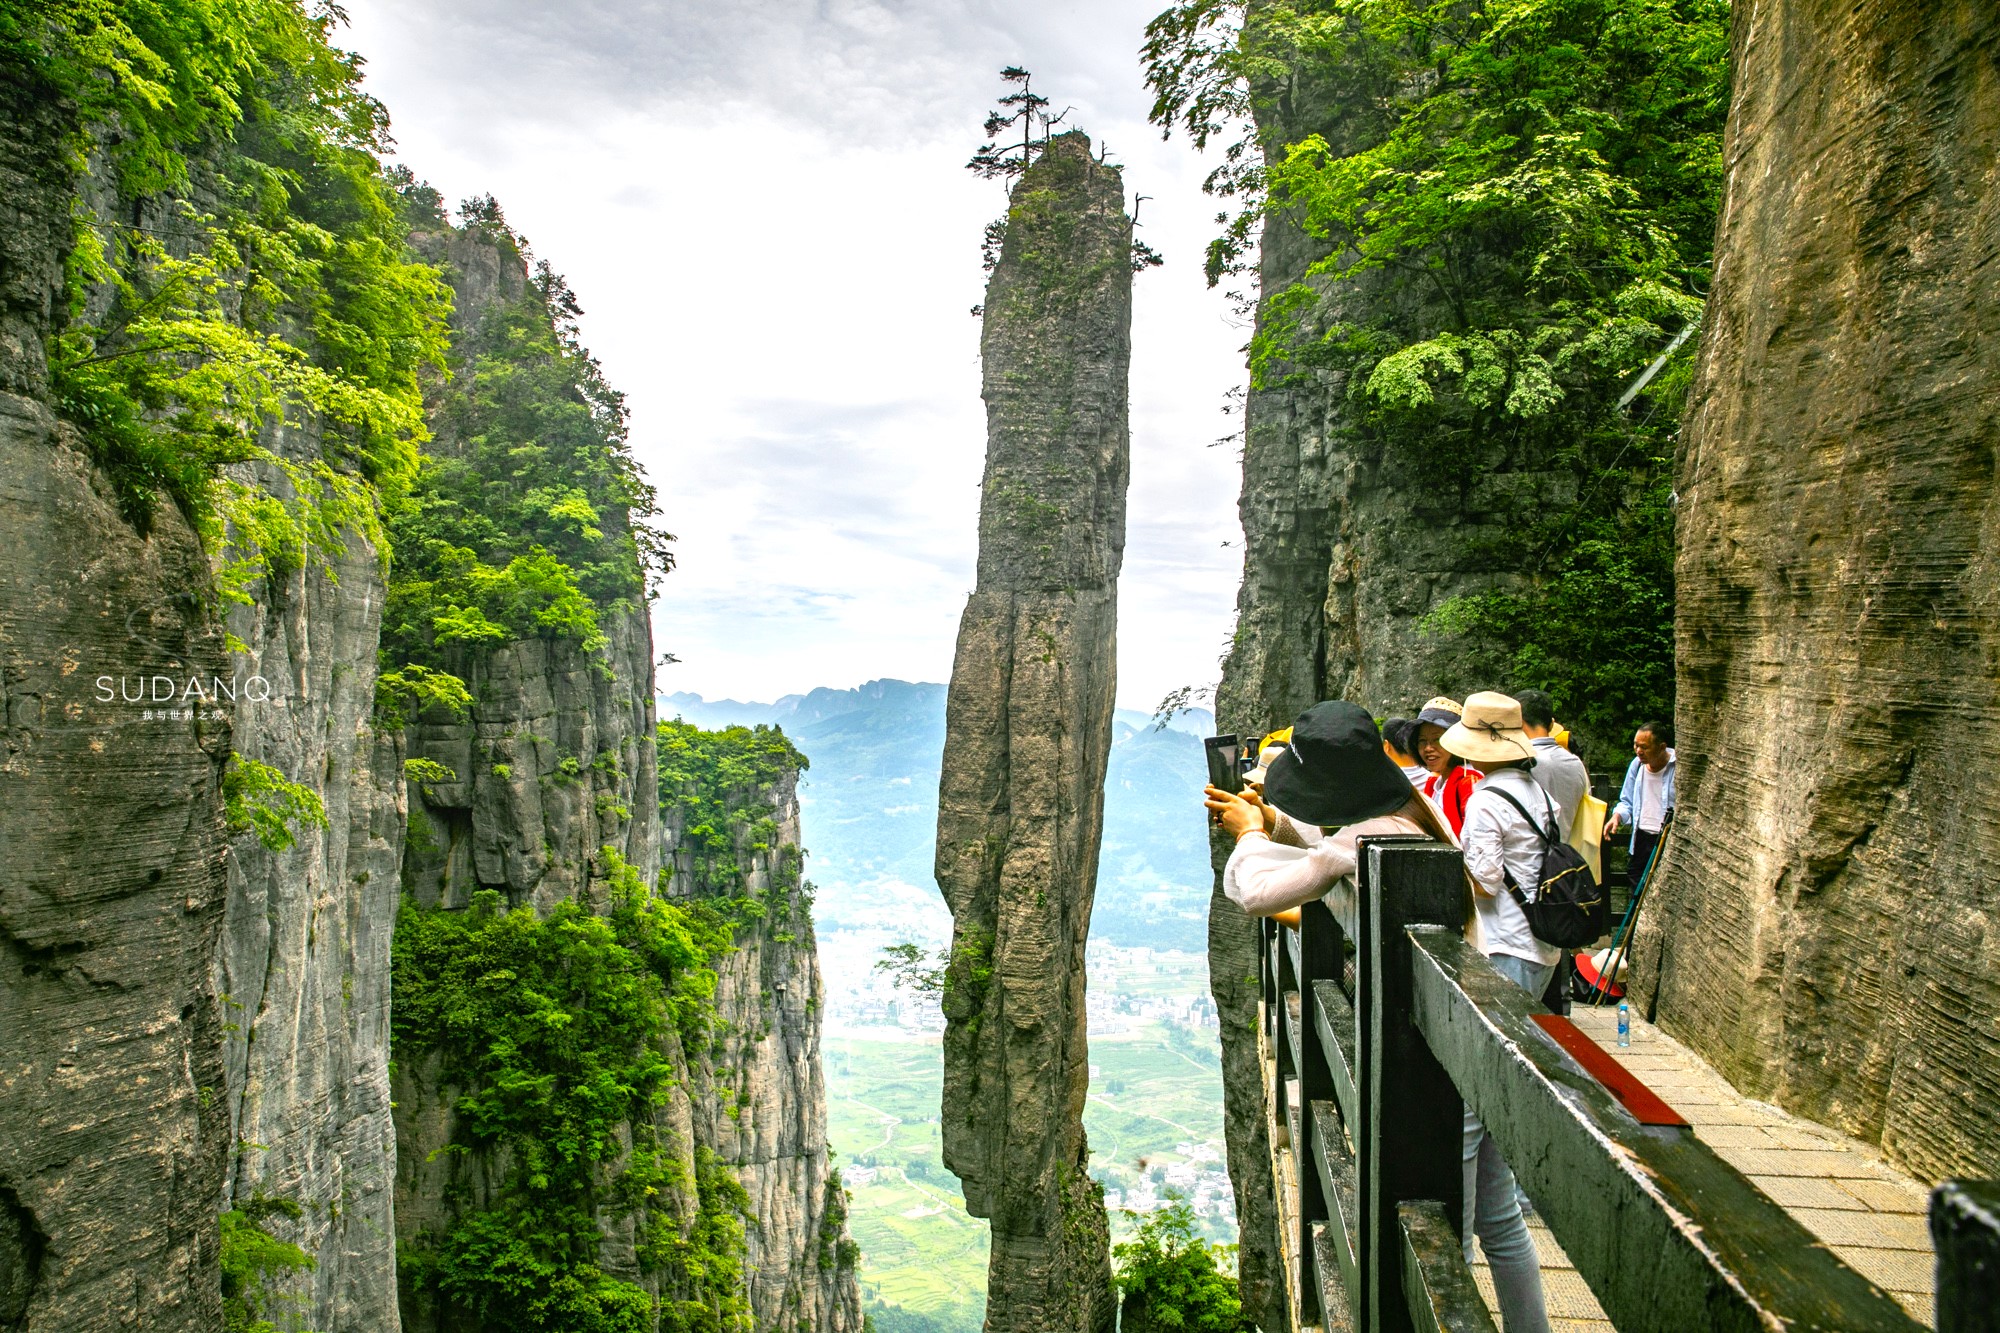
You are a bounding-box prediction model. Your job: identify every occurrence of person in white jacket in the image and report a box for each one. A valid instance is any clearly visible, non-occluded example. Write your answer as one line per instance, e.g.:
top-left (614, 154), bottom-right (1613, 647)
top-left (1441, 692), bottom-right (1555, 1333)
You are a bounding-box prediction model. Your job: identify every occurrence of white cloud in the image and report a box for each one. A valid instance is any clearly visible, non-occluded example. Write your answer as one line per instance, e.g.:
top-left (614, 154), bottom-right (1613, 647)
top-left (344, 0), bottom-right (1245, 709)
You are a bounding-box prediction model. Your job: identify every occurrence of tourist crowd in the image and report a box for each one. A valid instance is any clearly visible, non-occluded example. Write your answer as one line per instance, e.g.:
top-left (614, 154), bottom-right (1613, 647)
top-left (1201, 691), bottom-right (1676, 1333)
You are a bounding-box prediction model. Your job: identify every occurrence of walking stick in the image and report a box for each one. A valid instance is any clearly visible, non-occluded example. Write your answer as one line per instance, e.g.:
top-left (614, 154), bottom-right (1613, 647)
top-left (1590, 816), bottom-right (1672, 1007)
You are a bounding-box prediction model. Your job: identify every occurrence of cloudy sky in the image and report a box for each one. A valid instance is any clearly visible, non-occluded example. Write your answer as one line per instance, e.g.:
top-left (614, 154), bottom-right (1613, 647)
top-left (343, 0), bottom-right (1248, 710)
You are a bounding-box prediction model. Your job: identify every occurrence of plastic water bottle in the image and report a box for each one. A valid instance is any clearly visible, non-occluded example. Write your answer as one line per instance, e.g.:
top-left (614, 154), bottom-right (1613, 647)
top-left (1617, 1002), bottom-right (1631, 1048)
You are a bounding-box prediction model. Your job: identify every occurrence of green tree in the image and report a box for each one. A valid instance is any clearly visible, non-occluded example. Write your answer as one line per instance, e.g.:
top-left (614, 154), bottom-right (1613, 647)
top-left (967, 66), bottom-right (1069, 181)
top-left (874, 942), bottom-right (947, 996)
top-left (1145, 0), bottom-right (1729, 761)
top-left (10, 0), bottom-right (451, 533)
top-left (1115, 1198), bottom-right (1250, 1332)
top-left (219, 1197), bottom-right (317, 1333)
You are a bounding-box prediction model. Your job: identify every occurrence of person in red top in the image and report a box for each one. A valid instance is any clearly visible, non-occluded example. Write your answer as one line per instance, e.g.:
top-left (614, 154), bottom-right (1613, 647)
top-left (1414, 696), bottom-right (1483, 834)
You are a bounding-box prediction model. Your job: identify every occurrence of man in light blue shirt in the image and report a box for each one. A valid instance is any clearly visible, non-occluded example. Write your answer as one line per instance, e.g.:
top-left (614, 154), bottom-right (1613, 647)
top-left (1605, 721), bottom-right (1676, 889)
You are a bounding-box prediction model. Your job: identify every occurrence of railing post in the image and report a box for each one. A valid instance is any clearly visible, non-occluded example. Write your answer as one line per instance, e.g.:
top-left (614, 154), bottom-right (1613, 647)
top-left (1358, 840), bottom-right (1467, 1333)
top-left (1293, 897), bottom-right (1345, 1323)
top-left (1933, 1180), bottom-right (2000, 1333)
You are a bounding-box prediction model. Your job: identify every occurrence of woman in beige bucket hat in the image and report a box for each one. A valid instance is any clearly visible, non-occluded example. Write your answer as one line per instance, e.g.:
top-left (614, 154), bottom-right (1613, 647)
top-left (1439, 691), bottom-right (1539, 766)
top-left (1439, 689), bottom-right (1557, 1333)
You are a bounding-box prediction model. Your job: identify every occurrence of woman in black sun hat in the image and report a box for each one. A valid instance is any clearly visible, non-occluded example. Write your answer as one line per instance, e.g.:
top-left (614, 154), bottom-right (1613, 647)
top-left (1204, 701), bottom-right (1456, 921)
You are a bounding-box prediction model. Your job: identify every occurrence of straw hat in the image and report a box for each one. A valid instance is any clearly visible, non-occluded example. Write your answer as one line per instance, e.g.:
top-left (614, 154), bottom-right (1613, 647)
top-left (1439, 691), bottom-right (1537, 765)
top-left (1261, 703), bottom-right (1414, 827)
top-left (1416, 696), bottom-right (1463, 730)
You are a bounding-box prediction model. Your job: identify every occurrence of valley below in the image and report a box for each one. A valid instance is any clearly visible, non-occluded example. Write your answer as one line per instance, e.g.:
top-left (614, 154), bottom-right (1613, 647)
top-left (664, 682), bottom-right (1231, 1331)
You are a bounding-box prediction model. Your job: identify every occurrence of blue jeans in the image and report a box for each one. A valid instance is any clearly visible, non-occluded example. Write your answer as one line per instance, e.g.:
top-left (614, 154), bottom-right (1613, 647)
top-left (1463, 954), bottom-right (1554, 1333)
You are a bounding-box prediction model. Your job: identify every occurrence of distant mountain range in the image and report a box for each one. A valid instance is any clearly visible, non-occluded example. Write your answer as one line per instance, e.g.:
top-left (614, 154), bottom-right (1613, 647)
top-left (661, 681), bottom-right (1216, 951)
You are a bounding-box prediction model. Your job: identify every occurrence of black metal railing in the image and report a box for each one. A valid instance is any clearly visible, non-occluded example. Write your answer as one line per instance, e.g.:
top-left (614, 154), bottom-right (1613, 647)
top-left (1257, 835), bottom-right (1991, 1333)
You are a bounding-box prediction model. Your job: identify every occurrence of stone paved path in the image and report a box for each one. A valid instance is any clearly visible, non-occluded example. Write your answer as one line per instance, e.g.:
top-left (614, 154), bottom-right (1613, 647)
top-left (1468, 1004), bottom-right (1936, 1330)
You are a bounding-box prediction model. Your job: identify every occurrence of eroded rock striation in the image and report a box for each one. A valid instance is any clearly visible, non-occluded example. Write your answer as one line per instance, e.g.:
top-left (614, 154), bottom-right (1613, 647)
top-left (215, 441), bottom-right (407, 1332)
top-left (935, 131), bottom-right (1129, 1333)
top-left (1630, 0), bottom-right (2000, 1181)
top-left (0, 77), bottom-right (231, 1330)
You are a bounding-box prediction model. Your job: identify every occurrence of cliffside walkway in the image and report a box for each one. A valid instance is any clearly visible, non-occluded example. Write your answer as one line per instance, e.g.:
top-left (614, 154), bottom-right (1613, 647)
top-left (1466, 1006), bottom-right (1935, 1330)
top-left (1256, 838), bottom-right (2000, 1333)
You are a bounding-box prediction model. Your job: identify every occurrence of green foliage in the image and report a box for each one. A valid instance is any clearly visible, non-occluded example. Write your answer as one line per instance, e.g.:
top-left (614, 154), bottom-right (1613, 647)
top-left (223, 754), bottom-right (328, 852)
top-left (874, 943), bottom-right (947, 997)
top-left (16, 0), bottom-right (451, 531)
top-left (816, 1172), bottom-right (860, 1271)
top-left (403, 756), bottom-right (459, 788)
top-left (1146, 0), bottom-right (1727, 754)
top-left (1114, 1198), bottom-right (1250, 1332)
top-left (941, 925), bottom-right (996, 1023)
top-left (1421, 474), bottom-right (1676, 760)
top-left (391, 849), bottom-right (742, 1331)
top-left (220, 1196), bottom-right (317, 1333)
top-left (373, 662), bottom-right (472, 728)
top-left (651, 1149), bottom-right (754, 1332)
top-left (380, 199), bottom-right (672, 676)
top-left (656, 720), bottom-right (809, 901)
top-left (382, 541), bottom-right (608, 668)
top-left (1141, 0), bottom-right (1268, 291)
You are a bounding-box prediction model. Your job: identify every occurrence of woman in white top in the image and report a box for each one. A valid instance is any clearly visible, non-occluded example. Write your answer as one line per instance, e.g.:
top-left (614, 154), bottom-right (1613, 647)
top-left (1204, 701), bottom-right (1457, 922)
top-left (1440, 692), bottom-right (1556, 1333)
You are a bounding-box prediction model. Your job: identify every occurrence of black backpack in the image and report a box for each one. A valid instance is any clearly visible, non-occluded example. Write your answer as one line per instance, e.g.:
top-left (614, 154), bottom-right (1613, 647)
top-left (1485, 786), bottom-right (1608, 949)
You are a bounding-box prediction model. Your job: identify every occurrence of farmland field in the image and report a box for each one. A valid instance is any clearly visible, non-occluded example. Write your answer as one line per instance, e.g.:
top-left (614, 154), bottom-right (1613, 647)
top-left (825, 946), bottom-right (1231, 1332)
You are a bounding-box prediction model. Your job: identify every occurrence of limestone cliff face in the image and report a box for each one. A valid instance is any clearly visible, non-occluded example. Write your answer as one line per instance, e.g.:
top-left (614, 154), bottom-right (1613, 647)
top-left (1630, 0), bottom-right (2000, 1182)
top-left (0, 67), bottom-right (414, 1330)
top-left (215, 442), bottom-right (407, 1333)
top-left (665, 763), bottom-right (863, 1333)
top-left (935, 131), bottom-right (1128, 1333)
top-left (1207, 17), bottom-right (1589, 1320)
top-left (0, 74), bottom-right (231, 1332)
top-left (398, 224), bottom-right (661, 918)
top-left (396, 603), bottom-right (661, 916)
top-left (389, 223), bottom-right (676, 1329)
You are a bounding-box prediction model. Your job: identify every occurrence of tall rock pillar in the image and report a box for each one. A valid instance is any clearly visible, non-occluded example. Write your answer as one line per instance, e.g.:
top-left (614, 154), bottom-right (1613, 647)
top-left (935, 131), bottom-right (1130, 1333)
top-left (1632, 0), bottom-right (2000, 1180)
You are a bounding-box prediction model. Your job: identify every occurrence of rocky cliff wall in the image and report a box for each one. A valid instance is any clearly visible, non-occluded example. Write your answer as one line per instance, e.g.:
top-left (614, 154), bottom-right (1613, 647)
top-left (397, 604), bottom-right (661, 916)
top-left (398, 223), bottom-right (662, 916)
top-left (1208, 18), bottom-right (1616, 1322)
top-left (1206, 30), bottom-right (1419, 1326)
top-left (1630, 0), bottom-right (2000, 1182)
top-left (0, 74), bottom-right (233, 1330)
top-left (935, 131), bottom-right (1128, 1333)
top-left (214, 437), bottom-right (406, 1332)
top-left (664, 759), bottom-right (863, 1333)
top-left (389, 220), bottom-right (681, 1329)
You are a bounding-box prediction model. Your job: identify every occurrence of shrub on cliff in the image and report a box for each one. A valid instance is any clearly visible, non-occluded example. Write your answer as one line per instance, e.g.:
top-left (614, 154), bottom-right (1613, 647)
top-left (10, 0), bottom-right (450, 533)
top-left (656, 719), bottom-right (809, 902)
top-left (1114, 1198), bottom-right (1250, 1332)
top-left (390, 850), bottom-right (744, 1331)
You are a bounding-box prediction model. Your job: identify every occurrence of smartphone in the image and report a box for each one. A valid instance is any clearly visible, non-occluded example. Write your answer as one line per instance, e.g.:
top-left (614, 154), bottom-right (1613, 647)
top-left (1204, 734), bottom-right (1243, 795)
